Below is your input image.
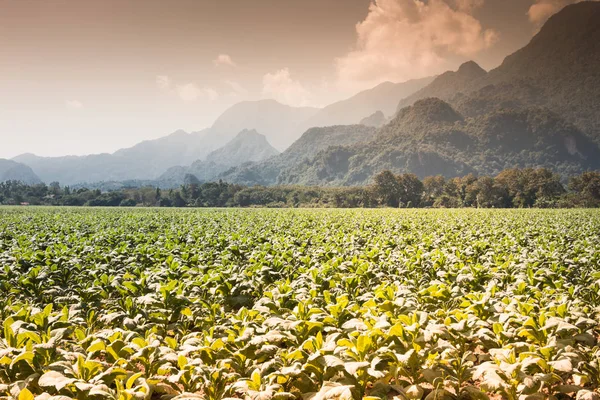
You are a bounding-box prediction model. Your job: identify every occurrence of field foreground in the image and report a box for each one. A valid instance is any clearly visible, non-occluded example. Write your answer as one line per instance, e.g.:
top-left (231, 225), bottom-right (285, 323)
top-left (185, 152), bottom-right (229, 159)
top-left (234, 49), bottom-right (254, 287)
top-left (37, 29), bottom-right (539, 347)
top-left (0, 208), bottom-right (599, 400)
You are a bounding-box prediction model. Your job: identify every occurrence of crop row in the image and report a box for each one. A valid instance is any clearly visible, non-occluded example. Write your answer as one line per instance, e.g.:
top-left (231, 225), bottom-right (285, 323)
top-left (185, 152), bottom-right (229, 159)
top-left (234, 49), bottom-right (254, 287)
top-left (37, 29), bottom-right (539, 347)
top-left (0, 208), bottom-right (599, 400)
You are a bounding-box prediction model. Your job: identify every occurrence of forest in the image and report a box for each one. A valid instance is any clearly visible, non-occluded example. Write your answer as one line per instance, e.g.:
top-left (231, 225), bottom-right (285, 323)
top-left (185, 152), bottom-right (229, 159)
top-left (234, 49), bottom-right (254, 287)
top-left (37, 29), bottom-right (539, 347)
top-left (1, 169), bottom-right (599, 209)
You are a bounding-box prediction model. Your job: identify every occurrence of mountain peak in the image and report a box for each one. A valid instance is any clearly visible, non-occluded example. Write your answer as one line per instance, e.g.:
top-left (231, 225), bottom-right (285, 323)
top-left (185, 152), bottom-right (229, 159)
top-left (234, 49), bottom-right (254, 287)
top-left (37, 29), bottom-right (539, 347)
top-left (492, 1), bottom-right (600, 80)
top-left (542, 1), bottom-right (600, 37)
top-left (360, 110), bottom-right (387, 127)
top-left (168, 129), bottom-right (189, 137)
top-left (0, 159), bottom-right (43, 184)
top-left (235, 128), bottom-right (262, 138)
top-left (205, 129), bottom-right (279, 167)
top-left (457, 61), bottom-right (486, 77)
top-left (397, 62), bottom-right (487, 111)
top-left (395, 98), bottom-right (463, 127)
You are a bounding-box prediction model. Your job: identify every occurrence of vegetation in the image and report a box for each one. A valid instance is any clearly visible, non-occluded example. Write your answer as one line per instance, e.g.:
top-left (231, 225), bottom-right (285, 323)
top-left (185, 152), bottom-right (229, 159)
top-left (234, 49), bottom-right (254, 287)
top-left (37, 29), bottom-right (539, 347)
top-left (0, 208), bottom-right (599, 399)
top-left (279, 100), bottom-right (600, 187)
top-left (222, 125), bottom-right (376, 187)
top-left (2, 169), bottom-right (600, 209)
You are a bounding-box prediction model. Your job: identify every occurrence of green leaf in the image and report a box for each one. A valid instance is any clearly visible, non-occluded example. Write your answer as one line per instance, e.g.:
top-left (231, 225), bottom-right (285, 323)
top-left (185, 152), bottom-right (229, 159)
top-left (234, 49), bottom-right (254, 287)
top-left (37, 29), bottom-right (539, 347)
top-left (10, 351), bottom-right (35, 367)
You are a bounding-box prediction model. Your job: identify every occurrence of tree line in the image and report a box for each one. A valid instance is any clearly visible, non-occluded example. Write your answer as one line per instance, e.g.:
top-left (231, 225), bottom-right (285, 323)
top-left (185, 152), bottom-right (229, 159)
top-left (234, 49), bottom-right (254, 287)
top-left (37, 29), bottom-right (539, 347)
top-left (1, 169), bottom-right (599, 208)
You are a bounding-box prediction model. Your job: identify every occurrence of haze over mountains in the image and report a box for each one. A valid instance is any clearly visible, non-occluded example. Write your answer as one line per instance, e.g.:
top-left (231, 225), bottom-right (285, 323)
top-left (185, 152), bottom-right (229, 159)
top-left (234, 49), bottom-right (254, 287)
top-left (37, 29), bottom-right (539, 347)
top-left (0, 160), bottom-right (41, 185)
top-left (6, 70), bottom-right (434, 186)
top-left (159, 129), bottom-right (279, 185)
top-left (4, 2), bottom-right (600, 188)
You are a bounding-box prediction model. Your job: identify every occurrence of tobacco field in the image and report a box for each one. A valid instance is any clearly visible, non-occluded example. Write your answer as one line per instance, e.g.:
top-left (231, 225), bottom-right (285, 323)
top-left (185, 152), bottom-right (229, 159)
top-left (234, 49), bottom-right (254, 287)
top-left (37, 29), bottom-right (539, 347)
top-left (0, 207), bottom-right (599, 400)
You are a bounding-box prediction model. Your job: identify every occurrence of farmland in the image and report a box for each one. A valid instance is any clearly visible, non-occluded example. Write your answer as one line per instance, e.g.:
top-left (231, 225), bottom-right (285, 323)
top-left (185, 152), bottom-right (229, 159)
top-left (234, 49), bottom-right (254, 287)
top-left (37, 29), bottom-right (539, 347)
top-left (0, 208), bottom-right (599, 400)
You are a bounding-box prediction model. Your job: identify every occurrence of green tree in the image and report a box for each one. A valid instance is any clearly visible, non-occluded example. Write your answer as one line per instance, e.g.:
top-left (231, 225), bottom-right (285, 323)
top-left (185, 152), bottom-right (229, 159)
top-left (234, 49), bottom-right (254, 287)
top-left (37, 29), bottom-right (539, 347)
top-left (397, 173), bottom-right (424, 207)
top-left (373, 170), bottom-right (401, 207)
top-left (570, 171), bottom-right (600, 206)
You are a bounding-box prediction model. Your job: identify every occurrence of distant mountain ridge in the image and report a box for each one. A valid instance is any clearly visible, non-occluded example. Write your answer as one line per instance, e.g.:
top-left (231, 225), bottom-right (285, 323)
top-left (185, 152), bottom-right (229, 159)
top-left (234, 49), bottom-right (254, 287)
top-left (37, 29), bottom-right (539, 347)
top-left (0, 159), bottom-right (42, 184)
top-left (219, 125), bottom-right (377, 186)
top-left (206, 129), bottom-right (279, 167)
top-left (159, 129), bottom-right (279, 185)
top-left (13, 129), bottom-right (213, 185)
top-left (280, 99), bottom-right (600, 186)
top-left (208, 100), bottom-right (319, 151)
top-left (10, 2), bottom-right (600, 188)
top-left (396, 61), bottom-right (486, 111)
top-left (302, 76), bottom-right (434, 131)
top-left (12, 77), bottom-right (433, 185)
top-left (396, 2), bottom-right (600, 143)
top-left (13, 100), bottom-right (318, 185)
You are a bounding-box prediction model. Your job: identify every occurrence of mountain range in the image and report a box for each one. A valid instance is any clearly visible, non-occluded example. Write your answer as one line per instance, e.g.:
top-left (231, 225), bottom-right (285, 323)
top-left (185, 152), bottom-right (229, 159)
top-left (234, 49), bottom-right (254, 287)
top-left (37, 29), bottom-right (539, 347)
top-left (218, 2), bottom-right (600, 186)
top-left (398, 2), bottom-right (600, 143)
top-left (277, 99), bottom-right (600, 186)
top-left (158, 129), bottom-right (279, 185)
top-left (7, 74), bottom-right (433, 186)
top-left (5, 2), bottom-right (600, 188)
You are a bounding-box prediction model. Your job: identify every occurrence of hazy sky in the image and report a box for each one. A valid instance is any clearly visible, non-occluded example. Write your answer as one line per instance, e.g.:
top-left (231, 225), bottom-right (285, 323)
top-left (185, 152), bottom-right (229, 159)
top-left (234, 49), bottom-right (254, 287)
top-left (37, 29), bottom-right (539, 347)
top-left (0, 0), bottom-right (587, 158)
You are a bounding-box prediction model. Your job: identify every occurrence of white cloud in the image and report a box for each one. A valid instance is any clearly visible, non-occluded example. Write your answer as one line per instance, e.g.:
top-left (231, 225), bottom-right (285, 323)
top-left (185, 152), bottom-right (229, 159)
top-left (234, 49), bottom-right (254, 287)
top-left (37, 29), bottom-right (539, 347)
top-left (65, 100), bottom-right (83, 109)
top-left (156, 75), bottom-right (171, 90)
top-left (335, 0), bottom-right (497, 92)
top-left (213, 54), bottom-right (237, 67)
top-left (262, 68), bottom-right (312, 107)
top-left (527, 0), bottom-right (595, 26)
top-left (176, 83), bottom-right (219, 102)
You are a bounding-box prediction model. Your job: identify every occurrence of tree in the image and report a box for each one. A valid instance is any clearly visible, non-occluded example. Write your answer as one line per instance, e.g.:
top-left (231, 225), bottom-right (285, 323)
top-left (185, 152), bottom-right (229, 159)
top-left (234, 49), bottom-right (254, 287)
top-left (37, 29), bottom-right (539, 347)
top-left (496, 168), bottom-right (564, 207)
top-left (495, 169), bottom-right (531, 207)
top-left (170, 191), bottom-right (187, 207)
top-left (373, 170), bottom-right (401, 207)
top-left (49, 181), bottom-right (61, 195)
top-left (472, 176), bottom-right (509, 208)
top-left (455, 174), bottom-right (479, 207)
top-left (422, 175), bottom-right (446, 206)
top-left (569, 171), bottom-right (600, 206)
top-left (528, 169), bottom-right (564, 206)
top-left (397, 173), bottom-right (424, 207)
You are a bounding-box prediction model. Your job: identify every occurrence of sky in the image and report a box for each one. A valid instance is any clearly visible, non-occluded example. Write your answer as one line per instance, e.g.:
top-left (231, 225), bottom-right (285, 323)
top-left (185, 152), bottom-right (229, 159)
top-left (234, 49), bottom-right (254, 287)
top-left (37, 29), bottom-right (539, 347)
top-left (0, 0), bottom-right (589, 158)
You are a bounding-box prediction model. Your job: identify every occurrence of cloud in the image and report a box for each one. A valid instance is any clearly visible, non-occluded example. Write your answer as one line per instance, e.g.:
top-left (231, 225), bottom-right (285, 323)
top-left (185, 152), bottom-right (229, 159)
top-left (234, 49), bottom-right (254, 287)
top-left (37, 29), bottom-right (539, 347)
top-left (451, 0), bottom-right (484, 12)
top-left (527, 0), bottom-right (595, 26)
top-left (213, 54), bottom-right (237, 67)
top-left (176, 83), bottom-right (219, 102)
top-left (335, 0), bottom-right (497, 92)
top-left (65, 100), bottom-right (83, 109)
top-left (156, 78), bottom-right (218, 103)
top-left (262, 68), bottom-right (311, 107)
top-left (156, 75), bottom-right (171, 90)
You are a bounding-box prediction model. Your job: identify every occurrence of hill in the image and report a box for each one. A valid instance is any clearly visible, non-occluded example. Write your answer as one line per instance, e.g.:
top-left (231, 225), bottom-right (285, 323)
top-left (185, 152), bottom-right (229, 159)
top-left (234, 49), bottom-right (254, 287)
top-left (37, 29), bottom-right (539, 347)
top-left (280, 99), bottom-right (600, 186)
top-left (220, 125), bottom-right (376, 186)
top-left (360, 111), bottom-right (387, 128)
top-left (396, 61), bottom-right (487, 111)
top-left (209, 99), bottom-right (319, 151)
top-left (13, 100), bottom-right (317, 185)
top-left (301, 76), bottom-right (433, 131)
top-left (0, 159), bottom-right (42, 184)
top-left (205, 129), bottom-right (278, 167)
top-left (159, 129), bottom-right (279, 185)
top-left (397, 2), bottom-right (600, 142)
top-left (13, 129), bottom-right (213, 185)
